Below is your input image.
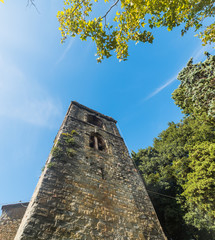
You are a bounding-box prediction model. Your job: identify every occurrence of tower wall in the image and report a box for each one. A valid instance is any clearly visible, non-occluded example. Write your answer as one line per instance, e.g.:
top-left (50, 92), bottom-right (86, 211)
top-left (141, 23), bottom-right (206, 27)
top-left (0, 203), bottom-right (28, 240)
top-left (15, 101), bottom-right (166, 240)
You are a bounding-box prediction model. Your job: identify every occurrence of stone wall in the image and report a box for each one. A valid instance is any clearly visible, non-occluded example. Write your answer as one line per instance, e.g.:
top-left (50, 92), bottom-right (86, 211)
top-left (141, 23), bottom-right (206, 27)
top-left (15, 101), bottom-right (166, 240)
top-left (0, 203), bottom-right (28, 240)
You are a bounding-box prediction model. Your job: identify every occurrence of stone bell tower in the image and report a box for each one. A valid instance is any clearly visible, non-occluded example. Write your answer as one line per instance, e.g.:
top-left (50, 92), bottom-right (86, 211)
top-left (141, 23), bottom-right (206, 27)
top-left (15, 101), bottom-right (166, 240)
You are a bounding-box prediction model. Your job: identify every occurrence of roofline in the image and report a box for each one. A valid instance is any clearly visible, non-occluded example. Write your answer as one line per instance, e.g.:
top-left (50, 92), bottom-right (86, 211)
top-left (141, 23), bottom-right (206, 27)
top-left (71, 101), bottom-right (117, 123)
top-left (1, 202), bottom-right (29, 210)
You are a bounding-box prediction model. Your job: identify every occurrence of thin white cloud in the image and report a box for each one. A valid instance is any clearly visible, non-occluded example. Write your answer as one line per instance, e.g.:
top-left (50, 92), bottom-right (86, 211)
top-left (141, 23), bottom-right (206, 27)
top-left (56, 38), bottom-right (75, 65)
top-left (192, 44), bottom-right (215, 62)
top-left (143, 75), bottom-right (177, 102)
top-left (0, 57), bottom-right (62, 128)
top-left (143, 43), bottom-right (215, 102)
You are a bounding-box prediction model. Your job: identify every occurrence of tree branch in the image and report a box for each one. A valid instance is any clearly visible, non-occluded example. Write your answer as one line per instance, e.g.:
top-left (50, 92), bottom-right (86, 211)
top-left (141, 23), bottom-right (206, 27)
top-left (27, 0), bottom-right (40, 14)
top-left (71, 0), bottom-right (85, 15)
top-left (101, 0), bottom-right (120, 19)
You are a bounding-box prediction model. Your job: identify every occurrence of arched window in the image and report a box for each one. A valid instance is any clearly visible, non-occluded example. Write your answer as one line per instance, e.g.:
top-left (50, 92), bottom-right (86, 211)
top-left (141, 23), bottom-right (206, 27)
top-left (87, 114), bottom-right (103, 128)
top-left (89, 133), bottom-right (106, 151)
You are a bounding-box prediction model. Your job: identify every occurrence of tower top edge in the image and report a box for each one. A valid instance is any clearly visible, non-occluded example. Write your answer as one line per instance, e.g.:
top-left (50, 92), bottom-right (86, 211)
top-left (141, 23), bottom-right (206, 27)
top-left (70, 101), bottom-right (117, 123)
top-left (1, 202), bottom-right (29, 211)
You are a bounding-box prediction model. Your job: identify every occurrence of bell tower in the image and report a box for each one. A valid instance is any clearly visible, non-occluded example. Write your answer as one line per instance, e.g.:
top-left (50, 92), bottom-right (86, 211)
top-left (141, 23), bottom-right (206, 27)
top-left (15, 101), bottom-right (166, 240)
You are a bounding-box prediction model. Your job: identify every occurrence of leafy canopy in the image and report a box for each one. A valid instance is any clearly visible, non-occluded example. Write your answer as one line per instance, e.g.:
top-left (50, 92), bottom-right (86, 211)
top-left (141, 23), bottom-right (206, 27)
top-left (172, 54), bottom-right (215, 118)
top-left (132, 54), bottom-right (215, 239)
top-left (57, 0), bottom-right (215, 62)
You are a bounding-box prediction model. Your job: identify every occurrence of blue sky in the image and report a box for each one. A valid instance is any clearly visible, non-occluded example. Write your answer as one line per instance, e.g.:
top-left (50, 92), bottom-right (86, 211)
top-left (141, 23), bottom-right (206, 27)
top-left (0, 0), bottom-right (214, 207)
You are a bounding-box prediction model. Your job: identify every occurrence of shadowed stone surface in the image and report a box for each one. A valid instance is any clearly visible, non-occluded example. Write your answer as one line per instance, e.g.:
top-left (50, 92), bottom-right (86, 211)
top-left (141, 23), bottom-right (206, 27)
top-left (15, 101), bottom-right (166, 240)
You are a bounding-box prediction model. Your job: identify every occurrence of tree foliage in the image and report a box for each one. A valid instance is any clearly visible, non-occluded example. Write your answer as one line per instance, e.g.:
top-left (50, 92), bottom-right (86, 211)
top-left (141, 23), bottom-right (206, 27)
top-left (172, 54), bottom-right (215, 118)
top-left (57, 0), bottom-right (215, 61)
top-left (132, 55), bottom-right (215, 239)
top-left (181, 141), bottom-right (215, 232)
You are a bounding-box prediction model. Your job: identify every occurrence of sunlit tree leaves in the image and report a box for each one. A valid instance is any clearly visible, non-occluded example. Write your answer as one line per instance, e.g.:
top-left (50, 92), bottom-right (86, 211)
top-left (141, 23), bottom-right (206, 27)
top-left (57, 0), bottom-right (215, 61)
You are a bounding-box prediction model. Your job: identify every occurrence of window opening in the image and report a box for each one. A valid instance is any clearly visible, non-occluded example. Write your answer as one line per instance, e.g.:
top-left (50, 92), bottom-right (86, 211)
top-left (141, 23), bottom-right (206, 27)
top-left (89, 133), bottom-right (106, 151)
top-left (87, 115), bottom-right (103, 128)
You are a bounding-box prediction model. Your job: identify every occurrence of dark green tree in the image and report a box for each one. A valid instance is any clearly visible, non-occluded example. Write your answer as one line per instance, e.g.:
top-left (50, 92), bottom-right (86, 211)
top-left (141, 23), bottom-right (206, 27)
top-left (172, 54), bottom-right (215, 118)
top-left (132, 54), bottom-right (215, 239)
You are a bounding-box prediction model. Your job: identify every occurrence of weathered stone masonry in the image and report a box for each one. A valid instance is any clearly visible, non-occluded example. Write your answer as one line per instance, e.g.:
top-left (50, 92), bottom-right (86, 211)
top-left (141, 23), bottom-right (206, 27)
top-left (0, 203), bottom-right (28, 240)
top-left (15, 101), bottom-right (166, 240)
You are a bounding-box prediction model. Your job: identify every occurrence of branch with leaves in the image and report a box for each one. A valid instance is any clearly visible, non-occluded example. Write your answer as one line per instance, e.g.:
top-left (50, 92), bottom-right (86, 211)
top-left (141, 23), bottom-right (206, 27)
top-left (57, 0), bottom-right (215, 62)
top-left (101, 0), bottom-right (119, 19)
